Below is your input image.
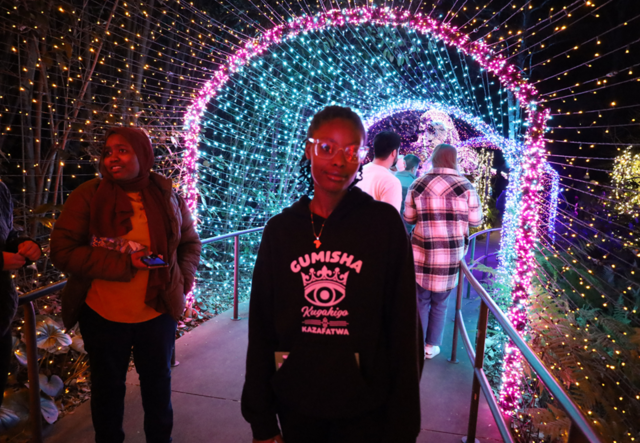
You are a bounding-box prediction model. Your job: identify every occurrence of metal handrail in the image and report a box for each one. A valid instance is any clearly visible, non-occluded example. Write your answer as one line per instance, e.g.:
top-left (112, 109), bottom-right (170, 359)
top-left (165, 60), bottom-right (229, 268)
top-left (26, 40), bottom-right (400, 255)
top-left (15, 226), bottom-right (265, 442)
top-left (19, 281), bottom-right (67, 305)
top-left (201, 226), bottom-right (265, 245)
top-left (450, 228), bottom-right (602, 443)
top-left (464, 227), bottom-right (502, 299)
top-left (468, 227), bottom-right (502, 242)
top-left (201, 226), bottom-right (265, 320)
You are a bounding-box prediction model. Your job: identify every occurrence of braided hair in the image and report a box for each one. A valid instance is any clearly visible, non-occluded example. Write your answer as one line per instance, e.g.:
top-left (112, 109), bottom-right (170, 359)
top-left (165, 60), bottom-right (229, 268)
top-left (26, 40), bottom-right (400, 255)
top-left (296, 106), bottom-right (367, 197)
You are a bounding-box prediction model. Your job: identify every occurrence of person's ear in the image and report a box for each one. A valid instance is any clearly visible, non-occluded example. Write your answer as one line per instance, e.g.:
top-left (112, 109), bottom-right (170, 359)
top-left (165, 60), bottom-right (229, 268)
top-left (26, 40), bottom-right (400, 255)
top-left (305, 142), bottom-right (313, 161)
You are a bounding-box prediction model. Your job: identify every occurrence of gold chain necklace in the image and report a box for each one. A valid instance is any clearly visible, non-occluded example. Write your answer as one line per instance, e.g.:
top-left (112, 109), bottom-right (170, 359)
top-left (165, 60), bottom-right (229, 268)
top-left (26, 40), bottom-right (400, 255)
top-left (310, 213), bottom-right (326, 249)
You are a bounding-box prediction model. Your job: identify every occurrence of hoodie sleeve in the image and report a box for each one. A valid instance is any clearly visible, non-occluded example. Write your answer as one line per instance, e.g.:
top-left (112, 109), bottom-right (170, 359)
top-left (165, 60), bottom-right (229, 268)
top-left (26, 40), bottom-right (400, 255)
top-left (382, 210), bottom-right (423, 441)
top-left (241, 223), bottom-right (281, 440)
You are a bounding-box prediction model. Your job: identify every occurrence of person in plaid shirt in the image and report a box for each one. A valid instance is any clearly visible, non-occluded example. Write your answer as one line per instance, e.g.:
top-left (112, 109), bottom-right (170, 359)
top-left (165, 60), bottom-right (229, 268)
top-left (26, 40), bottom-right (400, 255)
top-left (403, 144), bottom-right (483, 359)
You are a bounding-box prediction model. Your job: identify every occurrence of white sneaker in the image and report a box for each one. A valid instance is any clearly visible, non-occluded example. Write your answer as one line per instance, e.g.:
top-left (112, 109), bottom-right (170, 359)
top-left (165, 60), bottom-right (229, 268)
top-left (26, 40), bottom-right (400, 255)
top-left (424, 345), bottom-right (440, 359)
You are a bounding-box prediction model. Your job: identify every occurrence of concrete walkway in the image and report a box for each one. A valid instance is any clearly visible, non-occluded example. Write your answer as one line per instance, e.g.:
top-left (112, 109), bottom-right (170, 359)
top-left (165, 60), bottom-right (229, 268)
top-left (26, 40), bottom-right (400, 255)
top-left (45, 233), bottom-right (504, 443)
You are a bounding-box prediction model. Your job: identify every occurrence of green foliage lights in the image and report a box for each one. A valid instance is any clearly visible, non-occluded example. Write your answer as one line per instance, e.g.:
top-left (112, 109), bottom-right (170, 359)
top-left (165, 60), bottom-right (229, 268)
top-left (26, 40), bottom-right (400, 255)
top-left (611, 147), bottom-right (640, 216)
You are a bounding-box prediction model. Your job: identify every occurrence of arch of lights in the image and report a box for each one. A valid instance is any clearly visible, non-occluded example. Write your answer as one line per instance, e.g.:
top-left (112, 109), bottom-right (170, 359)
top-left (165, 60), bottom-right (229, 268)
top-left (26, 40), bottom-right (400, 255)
top-left (363, 98), bottom-right (558, 255)
top-left (182, 7), bottom-right (552, 413)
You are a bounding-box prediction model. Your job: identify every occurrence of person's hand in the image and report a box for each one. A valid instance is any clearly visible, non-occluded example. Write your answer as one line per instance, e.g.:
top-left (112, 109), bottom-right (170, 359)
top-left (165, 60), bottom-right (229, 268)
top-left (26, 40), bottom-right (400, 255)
top-left (2, 252), bottom-right (26, 270)
top-left (253, 436), bottom-right (284, 443)
top-left (18, 241), bottom-right (41, 261)
top-left (131, 250), bottom-right (150, 269)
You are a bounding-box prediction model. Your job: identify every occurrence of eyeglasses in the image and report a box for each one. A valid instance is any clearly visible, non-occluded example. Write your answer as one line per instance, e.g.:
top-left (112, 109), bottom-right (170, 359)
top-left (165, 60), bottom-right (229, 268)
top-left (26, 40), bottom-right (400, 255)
top-left (307, 138), bottom-right (369, 163)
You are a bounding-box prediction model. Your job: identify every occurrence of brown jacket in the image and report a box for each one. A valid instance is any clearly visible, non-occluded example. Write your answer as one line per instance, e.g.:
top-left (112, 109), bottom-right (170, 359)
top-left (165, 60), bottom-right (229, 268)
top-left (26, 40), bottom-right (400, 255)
top-left (51, 175), bottom-right (202, 329)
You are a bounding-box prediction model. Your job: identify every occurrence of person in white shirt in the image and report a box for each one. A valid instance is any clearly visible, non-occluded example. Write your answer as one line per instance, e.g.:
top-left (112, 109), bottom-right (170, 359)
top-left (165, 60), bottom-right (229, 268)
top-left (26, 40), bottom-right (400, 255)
top-left (356, 131), bottom-right (403, 212)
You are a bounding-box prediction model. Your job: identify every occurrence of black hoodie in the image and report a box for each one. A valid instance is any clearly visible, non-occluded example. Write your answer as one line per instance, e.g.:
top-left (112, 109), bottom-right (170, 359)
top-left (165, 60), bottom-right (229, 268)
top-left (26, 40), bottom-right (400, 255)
top-left (241, 187), bottom-right (422, 442)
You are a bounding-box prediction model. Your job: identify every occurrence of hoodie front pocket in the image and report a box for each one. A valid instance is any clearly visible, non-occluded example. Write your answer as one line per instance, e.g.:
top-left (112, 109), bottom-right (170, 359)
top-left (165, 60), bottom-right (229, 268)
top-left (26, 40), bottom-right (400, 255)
top-left (271, 340), bottom-right (368, 419)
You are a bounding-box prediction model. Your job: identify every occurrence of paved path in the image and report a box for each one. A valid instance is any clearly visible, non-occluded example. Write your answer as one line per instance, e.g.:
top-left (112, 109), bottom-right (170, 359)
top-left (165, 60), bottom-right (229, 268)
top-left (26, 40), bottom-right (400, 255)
top-left (45, 232), bottom-right (504, 443)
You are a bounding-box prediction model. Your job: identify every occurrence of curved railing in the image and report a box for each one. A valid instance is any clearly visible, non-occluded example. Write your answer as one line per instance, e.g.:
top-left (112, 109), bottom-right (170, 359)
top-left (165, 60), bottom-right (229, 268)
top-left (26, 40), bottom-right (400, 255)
top-left (16, 226), bottom-right (264, 443)
top-left (450, 228), bottom-right (603, 443)
top-left (462, 228), bottom-right (501, 300)
top-left (15, 225), bottom-right (602, 443)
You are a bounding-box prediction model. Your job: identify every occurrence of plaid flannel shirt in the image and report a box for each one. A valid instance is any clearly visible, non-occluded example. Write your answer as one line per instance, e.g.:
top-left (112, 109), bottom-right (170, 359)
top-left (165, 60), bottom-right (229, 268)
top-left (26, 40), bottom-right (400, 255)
top-left (404, 168), bottom-right (483, 292)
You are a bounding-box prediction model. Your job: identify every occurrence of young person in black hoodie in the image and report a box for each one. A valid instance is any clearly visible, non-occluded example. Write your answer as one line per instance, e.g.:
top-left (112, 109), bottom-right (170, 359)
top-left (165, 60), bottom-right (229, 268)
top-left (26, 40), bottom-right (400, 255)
top-left (241, 106), bottom-right (422, 443)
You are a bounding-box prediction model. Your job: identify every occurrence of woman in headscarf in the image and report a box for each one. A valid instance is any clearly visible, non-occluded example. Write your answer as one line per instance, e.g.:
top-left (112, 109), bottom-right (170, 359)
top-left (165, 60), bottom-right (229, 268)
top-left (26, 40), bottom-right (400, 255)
top-left (51, 127), bottom-right (201, 443)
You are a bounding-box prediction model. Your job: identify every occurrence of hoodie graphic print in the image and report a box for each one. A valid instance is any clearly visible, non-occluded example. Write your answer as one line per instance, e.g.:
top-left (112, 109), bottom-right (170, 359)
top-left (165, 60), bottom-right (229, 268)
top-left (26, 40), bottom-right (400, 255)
top-left (290, 249), bottom-right (363, 336)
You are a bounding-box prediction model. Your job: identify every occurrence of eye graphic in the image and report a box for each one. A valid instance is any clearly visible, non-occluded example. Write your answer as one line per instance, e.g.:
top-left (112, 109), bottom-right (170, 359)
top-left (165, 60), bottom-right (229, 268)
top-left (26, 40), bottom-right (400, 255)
top-left (301, 266), bottom-right (349, 307)
top-left (305, 283), bottom-right (345, 307)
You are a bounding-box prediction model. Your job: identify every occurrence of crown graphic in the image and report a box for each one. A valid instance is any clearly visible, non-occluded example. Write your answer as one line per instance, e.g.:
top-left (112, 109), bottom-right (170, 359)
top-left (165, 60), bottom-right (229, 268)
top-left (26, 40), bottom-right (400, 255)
top-left (301, 266), bottom-right (350, 307)
top-left (301, 266), bottom-right (349, 290)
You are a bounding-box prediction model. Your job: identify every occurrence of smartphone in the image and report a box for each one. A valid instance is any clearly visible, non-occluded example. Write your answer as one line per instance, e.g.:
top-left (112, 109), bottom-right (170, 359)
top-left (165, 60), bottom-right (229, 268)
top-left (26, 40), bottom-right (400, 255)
top-left (140, 254), bottom-right (168, 269)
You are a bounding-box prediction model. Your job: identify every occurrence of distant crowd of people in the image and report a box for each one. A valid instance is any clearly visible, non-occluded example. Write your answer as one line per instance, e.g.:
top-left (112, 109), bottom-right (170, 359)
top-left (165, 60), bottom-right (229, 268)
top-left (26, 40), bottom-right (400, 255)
top-left (357, 128), bottom-right (483, 360)
top-left (1, 105), bottom-right (482, 443)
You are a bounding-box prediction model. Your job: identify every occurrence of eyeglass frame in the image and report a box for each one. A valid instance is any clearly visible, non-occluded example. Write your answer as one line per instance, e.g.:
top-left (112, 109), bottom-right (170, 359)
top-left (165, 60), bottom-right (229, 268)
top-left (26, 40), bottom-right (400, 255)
top-left (306, 137), bottom-right (369, 163)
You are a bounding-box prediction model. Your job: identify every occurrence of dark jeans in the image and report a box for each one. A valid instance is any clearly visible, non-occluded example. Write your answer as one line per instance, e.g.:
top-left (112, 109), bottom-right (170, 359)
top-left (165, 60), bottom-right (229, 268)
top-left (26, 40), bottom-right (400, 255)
top-left (79, 304), bottom-right (177, 443)
top-left (0, 328), bottom-right (12, 408)
top-left (278, 407), bottom-right (384, 443)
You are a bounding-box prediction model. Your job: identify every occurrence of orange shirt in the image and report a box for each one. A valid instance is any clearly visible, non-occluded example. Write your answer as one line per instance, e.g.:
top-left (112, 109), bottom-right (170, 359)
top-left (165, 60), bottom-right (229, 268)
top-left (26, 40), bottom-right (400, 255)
top-left (86, 192), bottom-right (161, 323)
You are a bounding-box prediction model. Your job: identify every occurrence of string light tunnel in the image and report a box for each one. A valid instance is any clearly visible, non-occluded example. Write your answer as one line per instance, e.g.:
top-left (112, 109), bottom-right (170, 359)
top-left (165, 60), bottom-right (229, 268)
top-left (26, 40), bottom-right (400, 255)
top-left (3, 0), bottom-right (638, 436)
top-left (182, 6), bottom-right (553, 414)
